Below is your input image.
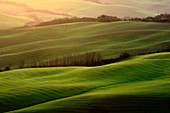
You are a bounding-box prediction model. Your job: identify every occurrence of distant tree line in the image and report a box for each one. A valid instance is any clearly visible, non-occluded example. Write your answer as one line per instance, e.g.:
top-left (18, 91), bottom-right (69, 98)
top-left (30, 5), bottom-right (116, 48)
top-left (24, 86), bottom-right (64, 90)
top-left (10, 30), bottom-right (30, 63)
top-left (0, 52), bottom-right (131, 72)
top-left (23, 52), bottom-right (131, 69)
top-left (36, 13), bottom-right (170, 27)
top-left (0, 42), bottom-right (170, 73)
top-left (0, 67), bottom-right (10, 72)
top-left (97, 15), bottom-right (121, 22)
top-left (125, 14), bottom-right (170, 23)
top-left (23, 52), bottom-right (102, 68)
top-left (36, 15), bottom-right (121, 27)
top-left (36, 17), bottom-right (96, 27)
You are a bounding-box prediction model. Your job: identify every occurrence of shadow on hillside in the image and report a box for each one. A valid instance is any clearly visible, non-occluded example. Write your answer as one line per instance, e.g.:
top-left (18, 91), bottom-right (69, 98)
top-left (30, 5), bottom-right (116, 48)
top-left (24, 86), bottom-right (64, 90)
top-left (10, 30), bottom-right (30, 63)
top-left (47, 95), bottom-right (170, 113)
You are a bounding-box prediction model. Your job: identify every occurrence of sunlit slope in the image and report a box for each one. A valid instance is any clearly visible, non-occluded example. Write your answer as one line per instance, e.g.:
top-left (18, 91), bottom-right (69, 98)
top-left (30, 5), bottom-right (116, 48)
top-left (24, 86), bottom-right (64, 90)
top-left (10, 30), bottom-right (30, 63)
top-left (3, 0), bottom-right (157, 18)
top-left (0, 21), bottom-right (170, 68)
top-left (88, 0), bottom-right (170, 14)
top-left (0, 2), bottom-right (69, 22)
top-left (0, 13), bottom-right (31, 29)
top-left (0, 52), bottom-right (169, 113)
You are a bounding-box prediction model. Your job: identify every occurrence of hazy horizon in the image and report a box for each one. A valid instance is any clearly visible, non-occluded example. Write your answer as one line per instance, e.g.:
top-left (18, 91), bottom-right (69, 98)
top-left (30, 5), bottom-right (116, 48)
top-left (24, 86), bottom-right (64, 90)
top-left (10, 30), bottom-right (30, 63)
top-left (1, 0), bottom-right (170, 29)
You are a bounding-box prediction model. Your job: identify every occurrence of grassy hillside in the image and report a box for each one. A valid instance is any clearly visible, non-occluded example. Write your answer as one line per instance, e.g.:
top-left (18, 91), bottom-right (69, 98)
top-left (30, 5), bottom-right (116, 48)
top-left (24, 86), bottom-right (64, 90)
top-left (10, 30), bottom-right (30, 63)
top-left (90, 0), bottom-right (170, 13)
top-left (0, 21), bottom-right (170, 68)
top-left (0, 2), bottom-right (69, 22)
top-left (0, 13), bottom-right (31, 29)
top-left (0, 0), bottom-right (157, 20)
top-left (0, 52), bottom-right (169, 113)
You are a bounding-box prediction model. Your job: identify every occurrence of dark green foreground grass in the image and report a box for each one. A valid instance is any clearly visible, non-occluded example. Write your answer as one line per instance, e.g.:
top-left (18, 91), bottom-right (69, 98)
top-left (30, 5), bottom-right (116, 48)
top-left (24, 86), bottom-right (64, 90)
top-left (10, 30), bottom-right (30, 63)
top-left (0, 52), bottom-right (169, 113)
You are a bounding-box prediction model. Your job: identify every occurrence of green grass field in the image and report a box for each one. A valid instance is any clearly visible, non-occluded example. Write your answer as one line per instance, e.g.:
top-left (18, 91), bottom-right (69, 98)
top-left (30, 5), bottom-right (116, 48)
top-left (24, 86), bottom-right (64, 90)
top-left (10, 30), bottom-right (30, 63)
top-left (1, 1), bottom-right (170, 113)
top-left (0, 21), bottom-right (170, 68)
top-left (0, 52), bottom-right (169, 113)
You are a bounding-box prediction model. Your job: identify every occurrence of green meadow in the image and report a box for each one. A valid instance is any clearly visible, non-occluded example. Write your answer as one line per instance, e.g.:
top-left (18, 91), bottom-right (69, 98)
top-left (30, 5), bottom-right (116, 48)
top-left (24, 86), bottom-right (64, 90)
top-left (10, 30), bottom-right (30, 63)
top-left (0, 21), bottom-right (170, 68)
top-left (0, 21), bottom-right (170, 112)
top-left (0, 52), bottom-right (169, 113)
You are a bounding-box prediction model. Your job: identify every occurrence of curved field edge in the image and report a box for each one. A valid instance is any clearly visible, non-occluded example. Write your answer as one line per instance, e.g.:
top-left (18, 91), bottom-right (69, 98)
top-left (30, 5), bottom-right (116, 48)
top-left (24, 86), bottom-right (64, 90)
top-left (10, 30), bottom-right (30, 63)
top-left (0, 21), bottom-right (170, 68)
top-left (0, 52), bottom-right (169, 113)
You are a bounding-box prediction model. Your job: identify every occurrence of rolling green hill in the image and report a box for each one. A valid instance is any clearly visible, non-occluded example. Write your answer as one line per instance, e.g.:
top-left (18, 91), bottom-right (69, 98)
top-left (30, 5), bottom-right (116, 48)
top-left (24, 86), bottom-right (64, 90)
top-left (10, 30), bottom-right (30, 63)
top-left (0, 52), bottom-right (169, 113)
top-left (0, 21), bottom-right (170, 68)
top-left (0, 13), bottom-right (32, 29)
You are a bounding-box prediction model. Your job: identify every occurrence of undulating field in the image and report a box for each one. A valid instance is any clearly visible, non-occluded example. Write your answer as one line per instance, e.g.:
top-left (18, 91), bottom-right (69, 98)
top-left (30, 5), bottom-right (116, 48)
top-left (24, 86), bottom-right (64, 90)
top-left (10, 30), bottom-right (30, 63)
top-left (0, 52), bottom-right (169, 113)
top-left (1, 0), bottom-right (170, 29)
top-left (1, 1), bottom-right (170, 113)
top-left (0, 21), bottom-right (170, 68)
top-left (0, 13), bottom-right (32, 30)
top-left (0, 0), bottom-right (158, 21)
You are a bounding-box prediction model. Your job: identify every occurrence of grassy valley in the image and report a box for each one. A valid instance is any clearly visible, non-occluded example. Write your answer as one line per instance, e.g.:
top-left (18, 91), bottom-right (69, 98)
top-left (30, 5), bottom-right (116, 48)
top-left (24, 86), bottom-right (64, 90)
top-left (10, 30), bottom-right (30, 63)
top-left (0, 2), bottom-right (170, 111)
top-left (0, 52), bottom-right (169, 112)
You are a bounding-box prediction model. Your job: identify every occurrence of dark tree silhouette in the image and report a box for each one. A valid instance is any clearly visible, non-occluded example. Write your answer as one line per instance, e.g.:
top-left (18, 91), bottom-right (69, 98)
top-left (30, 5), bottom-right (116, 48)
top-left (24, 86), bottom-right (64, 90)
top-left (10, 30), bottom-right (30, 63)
top-left (128, 13), bottom-right (170, 23)
top-left (97, 15), bottom-right (121, 22)
top-left (119, 52), bottom-right (130, 59)
top-left (0, 69), bottom-right (3, 72)
top-left (4, 67), bottom-right (10, 71)
top-left (37, 17), bottom-right (97, 27)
